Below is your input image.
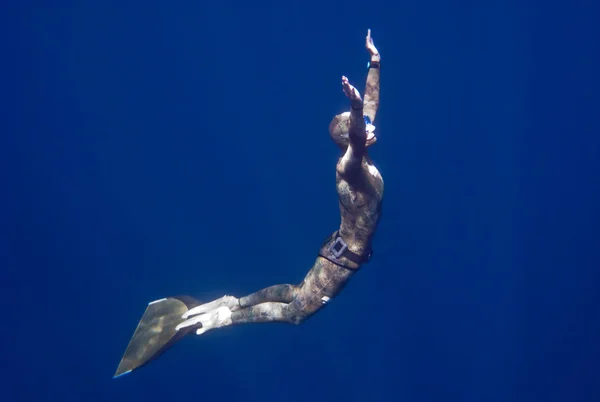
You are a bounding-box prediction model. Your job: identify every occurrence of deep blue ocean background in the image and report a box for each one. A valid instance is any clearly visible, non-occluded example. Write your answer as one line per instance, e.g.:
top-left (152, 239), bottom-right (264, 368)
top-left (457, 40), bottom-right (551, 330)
top-left (3, 1), bottom-right (599, 401)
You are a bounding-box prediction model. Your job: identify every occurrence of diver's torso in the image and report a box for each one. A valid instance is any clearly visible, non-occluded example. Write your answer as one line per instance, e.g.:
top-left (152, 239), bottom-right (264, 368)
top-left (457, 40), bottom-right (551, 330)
top-left (290, 157), bottom-right (384, 321)
top-left (336, 157), bottom-right (384, 257)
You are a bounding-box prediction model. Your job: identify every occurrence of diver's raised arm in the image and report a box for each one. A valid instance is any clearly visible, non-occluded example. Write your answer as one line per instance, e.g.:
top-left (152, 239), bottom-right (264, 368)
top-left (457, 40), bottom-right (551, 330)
top-left (363, 29), bottom-right (381, 123)
top-left (337, 76), bottom-right (367, 176)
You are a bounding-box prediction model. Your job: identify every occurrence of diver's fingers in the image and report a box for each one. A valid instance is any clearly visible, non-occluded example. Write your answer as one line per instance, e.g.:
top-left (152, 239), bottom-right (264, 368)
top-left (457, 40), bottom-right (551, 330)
top-left (342, 76), bottom-right (350, 94)
top-left (342, 79), bottom-right (360, 101)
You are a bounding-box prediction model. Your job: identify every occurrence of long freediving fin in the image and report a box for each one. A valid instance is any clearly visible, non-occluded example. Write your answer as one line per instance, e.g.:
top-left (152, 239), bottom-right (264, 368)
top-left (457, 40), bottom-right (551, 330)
top-left (113, 296), bottom-right (201, 378)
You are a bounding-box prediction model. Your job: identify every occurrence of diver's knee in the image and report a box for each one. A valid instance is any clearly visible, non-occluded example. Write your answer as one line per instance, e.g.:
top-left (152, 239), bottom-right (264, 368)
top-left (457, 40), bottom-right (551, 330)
top-left (285, 307), bottom-right (307, 325)
top-left (290, 307), bottom-right (316, 325)
top-left (291, 314), bottom-right (306, 325)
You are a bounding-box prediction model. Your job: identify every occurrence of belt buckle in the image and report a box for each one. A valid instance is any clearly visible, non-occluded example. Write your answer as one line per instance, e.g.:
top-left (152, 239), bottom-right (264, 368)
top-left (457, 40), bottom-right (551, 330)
top-left (329, 236), bottom-right (348, 258)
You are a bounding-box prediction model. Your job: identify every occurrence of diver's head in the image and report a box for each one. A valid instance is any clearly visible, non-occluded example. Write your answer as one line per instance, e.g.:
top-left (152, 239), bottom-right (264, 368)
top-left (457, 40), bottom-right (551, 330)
top-left (329, 112), bottom-right (377, 150)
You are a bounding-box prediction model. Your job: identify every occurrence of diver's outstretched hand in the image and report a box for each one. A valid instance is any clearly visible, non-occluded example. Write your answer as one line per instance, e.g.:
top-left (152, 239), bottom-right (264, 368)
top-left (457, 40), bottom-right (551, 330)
top-left (366, 29), bottom-right (380, 60)
top-left (342, 76), bottom-right (363, 109)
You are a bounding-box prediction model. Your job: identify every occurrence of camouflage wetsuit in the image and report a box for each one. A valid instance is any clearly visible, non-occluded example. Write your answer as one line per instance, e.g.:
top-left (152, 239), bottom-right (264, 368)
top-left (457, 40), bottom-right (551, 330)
top-left (231, 63), bottom-right (383, 325)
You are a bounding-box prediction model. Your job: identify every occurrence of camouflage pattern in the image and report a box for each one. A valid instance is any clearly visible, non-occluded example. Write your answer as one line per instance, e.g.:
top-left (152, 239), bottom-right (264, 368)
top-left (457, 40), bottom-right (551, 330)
top-left (231, 65), bottom-right (384, 326)
top-left (329, 66), bottom-right (380, 147)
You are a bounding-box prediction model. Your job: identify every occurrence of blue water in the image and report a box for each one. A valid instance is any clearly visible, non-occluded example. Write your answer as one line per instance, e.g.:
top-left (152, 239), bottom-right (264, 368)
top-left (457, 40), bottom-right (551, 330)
top-left (3, 1), bottom-right (599, 401)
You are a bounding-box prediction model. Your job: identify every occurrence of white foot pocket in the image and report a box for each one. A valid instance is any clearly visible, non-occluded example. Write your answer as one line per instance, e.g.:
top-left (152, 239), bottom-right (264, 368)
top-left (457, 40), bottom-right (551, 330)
top-left (188, 306), bottom-right (232, 335)
top-left (183, 295), bottom-right (238, 318)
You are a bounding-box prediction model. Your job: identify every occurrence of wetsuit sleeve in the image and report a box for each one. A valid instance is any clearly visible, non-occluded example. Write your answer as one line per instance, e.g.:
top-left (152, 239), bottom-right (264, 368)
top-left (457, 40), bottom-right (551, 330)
top-left (338, 103), bottom-right (367, 177)
top-left (363, 62), bottom-right (380, 123)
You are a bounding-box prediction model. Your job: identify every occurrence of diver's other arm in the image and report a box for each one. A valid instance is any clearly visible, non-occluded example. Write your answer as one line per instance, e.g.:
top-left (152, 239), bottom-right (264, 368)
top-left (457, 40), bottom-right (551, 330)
top-left (364, 29), bottom-right (381, 123)
top-left (338, 76), bottom-right (366, 175)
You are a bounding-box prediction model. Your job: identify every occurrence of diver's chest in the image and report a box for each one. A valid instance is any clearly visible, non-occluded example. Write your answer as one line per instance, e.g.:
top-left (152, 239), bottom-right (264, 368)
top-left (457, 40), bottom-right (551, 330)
top-left (336, 174), bottom-right (383, 209)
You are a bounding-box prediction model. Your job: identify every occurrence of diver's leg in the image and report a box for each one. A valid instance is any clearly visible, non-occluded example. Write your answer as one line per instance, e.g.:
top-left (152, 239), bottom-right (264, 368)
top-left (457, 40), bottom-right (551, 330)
top-left (183, 284), bottom-right (299, 318)
top-left (231, 302), bottom-right (298, 325)
top-left (177, 301), bottom-right (302, 334)
top-left (177, 284), bottom-right (321, 331)
top-left (178, 261), bottom-right (339, 332)
top-left (239, 284), bottom-right (298, 307)
top-left (231, 282), bottom-right (324, 326)
top-left (176, 300), bottom-right (302, 333)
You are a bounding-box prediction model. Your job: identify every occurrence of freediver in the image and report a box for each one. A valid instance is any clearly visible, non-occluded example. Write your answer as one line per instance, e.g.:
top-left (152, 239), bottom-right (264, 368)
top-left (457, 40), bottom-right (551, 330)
top-left (114, 29), bottom-right (383, 377)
